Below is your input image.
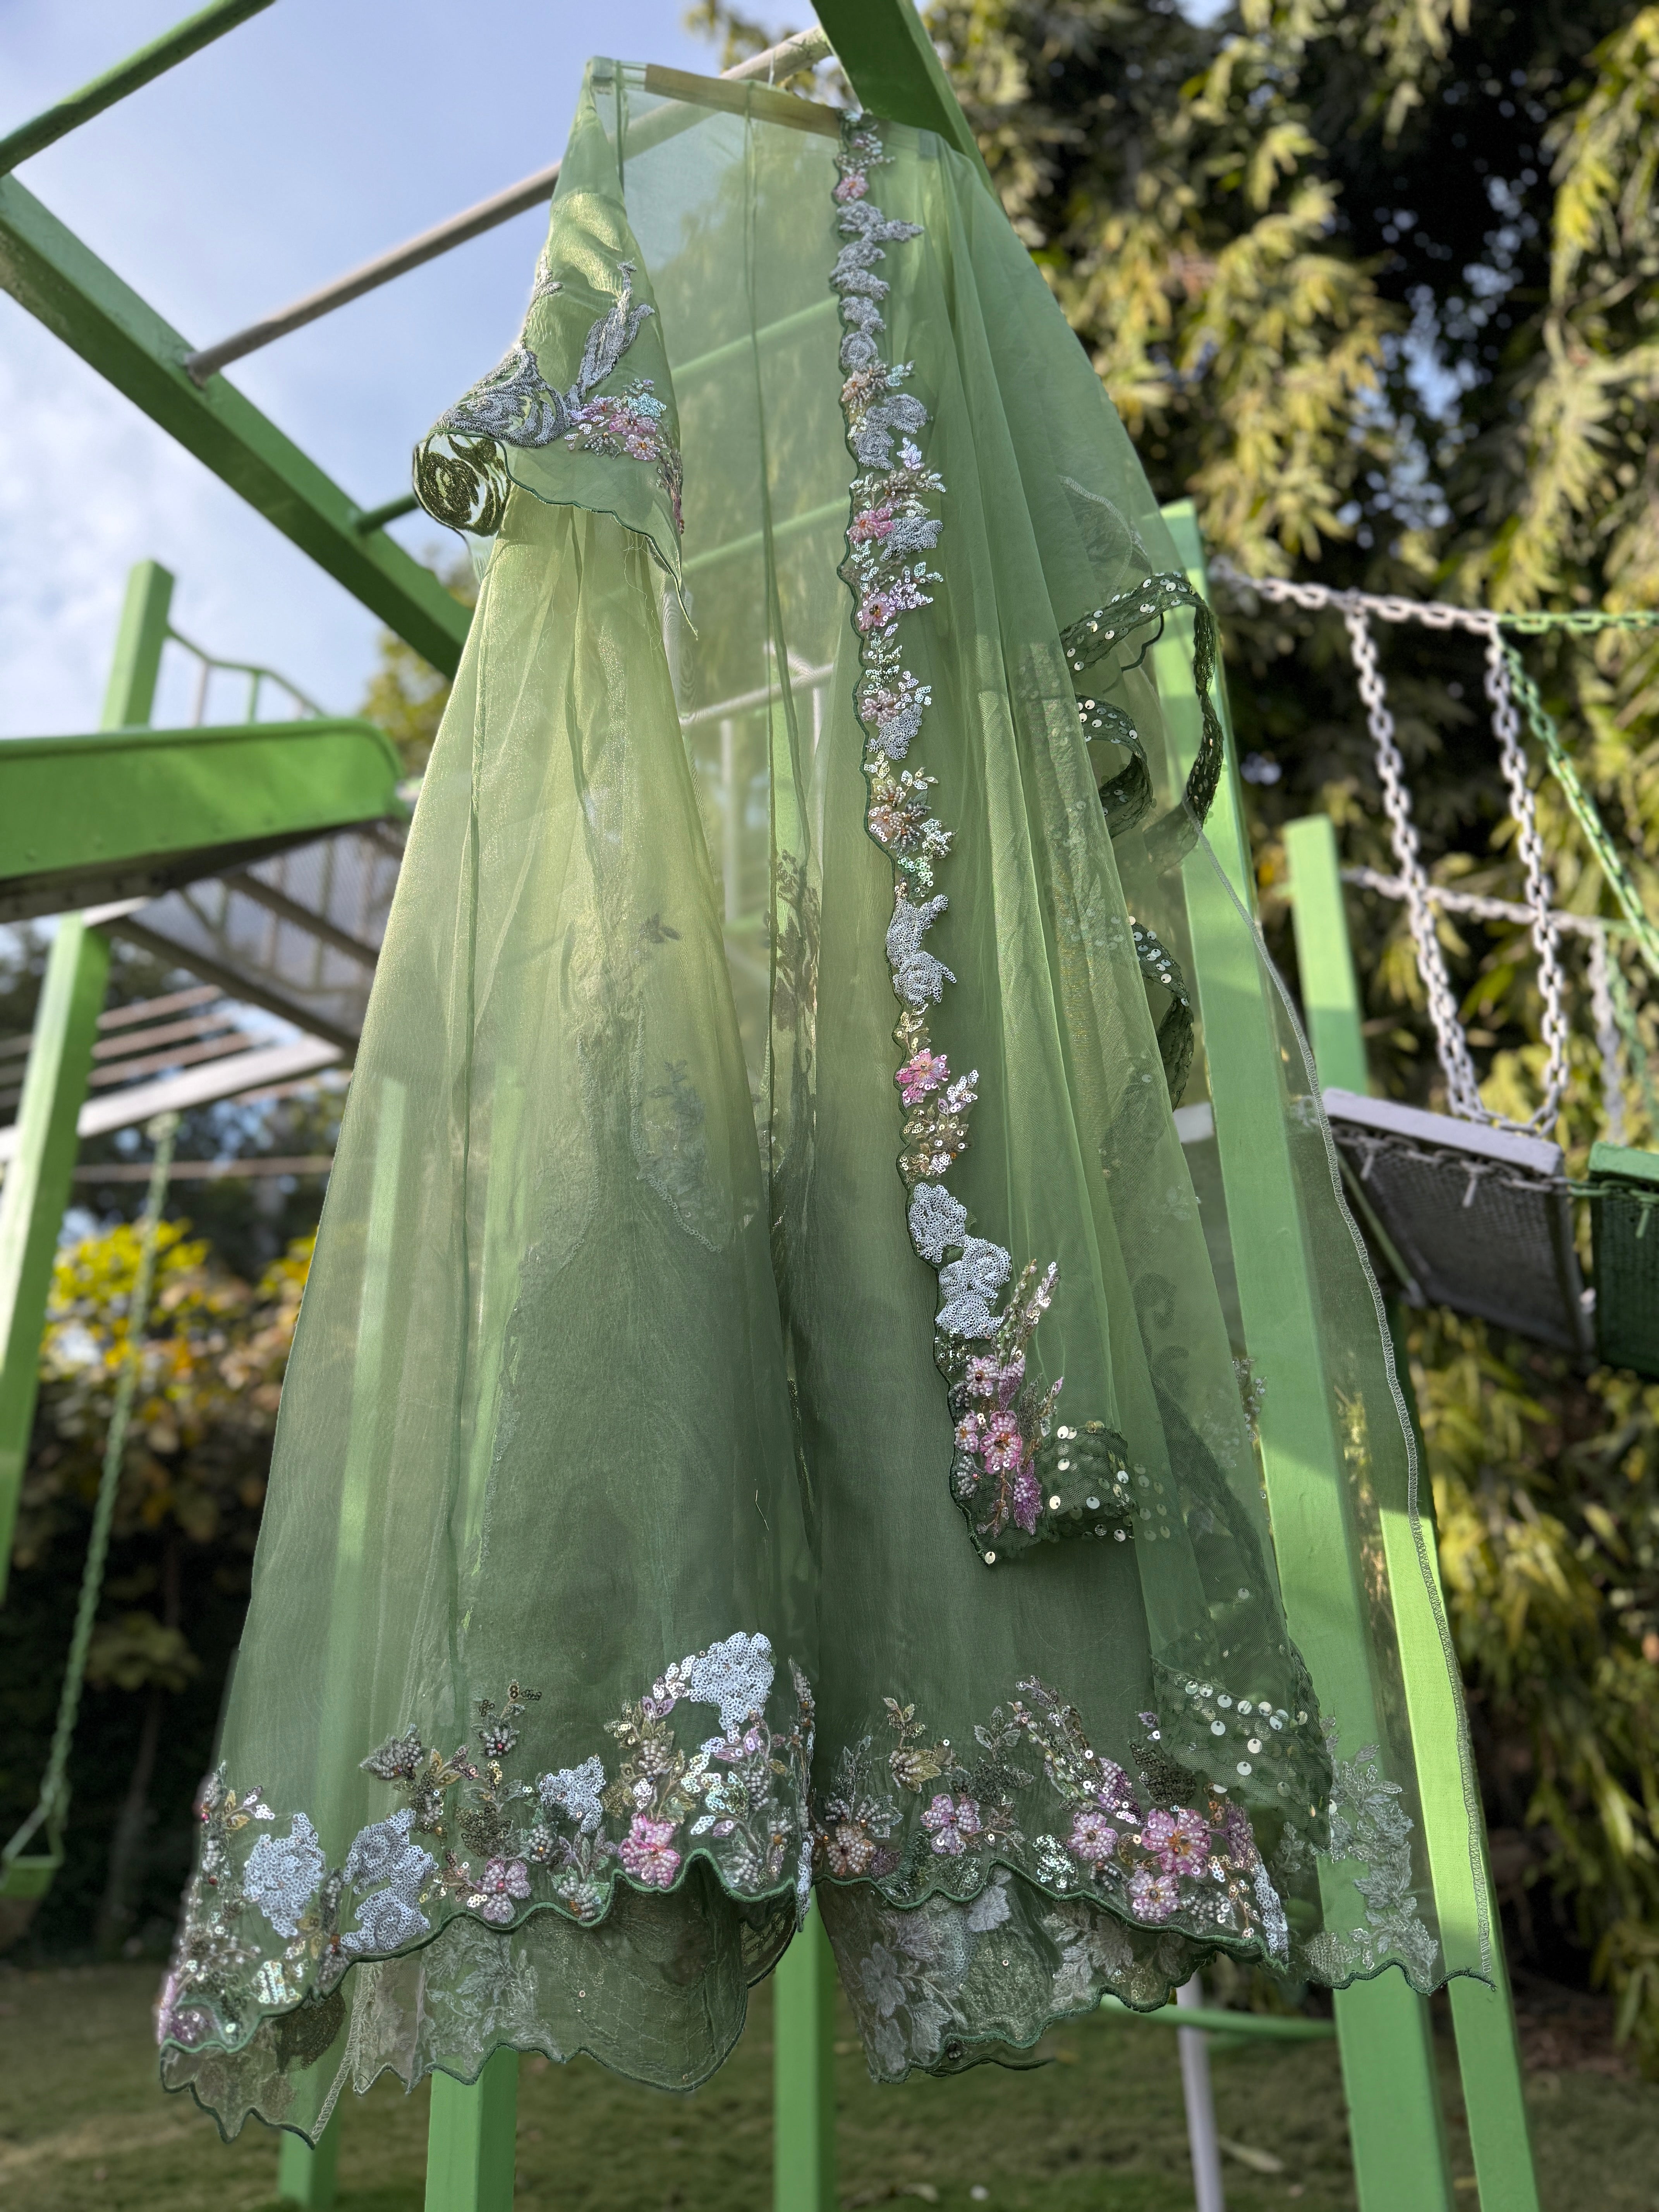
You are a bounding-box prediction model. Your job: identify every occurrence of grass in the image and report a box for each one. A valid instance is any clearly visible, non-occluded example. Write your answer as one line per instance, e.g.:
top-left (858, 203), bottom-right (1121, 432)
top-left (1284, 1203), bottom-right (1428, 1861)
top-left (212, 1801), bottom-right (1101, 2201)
top-left (1, 1964), bottom-right (1657, 2210)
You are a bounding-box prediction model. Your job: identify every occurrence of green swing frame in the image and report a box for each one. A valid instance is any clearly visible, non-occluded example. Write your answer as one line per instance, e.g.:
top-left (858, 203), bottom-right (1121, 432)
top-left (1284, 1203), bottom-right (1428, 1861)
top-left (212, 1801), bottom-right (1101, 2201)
top-left (0, 6), bottom-right (1542, 2208)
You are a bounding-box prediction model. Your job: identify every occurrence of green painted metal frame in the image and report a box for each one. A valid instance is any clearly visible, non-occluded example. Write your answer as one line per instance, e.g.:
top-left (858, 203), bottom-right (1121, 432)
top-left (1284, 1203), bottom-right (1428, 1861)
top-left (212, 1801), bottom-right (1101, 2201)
top-left (277, 2107), bottom-right (341, 2210)
top-left (774, 1911), bottom-right (838, 2212)
top-left (1153, 505), bottom-right (1456, 2212)
top-left (0, 714), bottom-right (406, 924)
top-left (425, 2051), bottom-right (518, 2212)
top-left (0, 560), bottom-right (171, 1594)
top-left (813, 0), bottom-right (992, 183)
top-left (1282, 809), bottom-right (1540, 2212)
top-left (0, 0), bottom-right (278, 176)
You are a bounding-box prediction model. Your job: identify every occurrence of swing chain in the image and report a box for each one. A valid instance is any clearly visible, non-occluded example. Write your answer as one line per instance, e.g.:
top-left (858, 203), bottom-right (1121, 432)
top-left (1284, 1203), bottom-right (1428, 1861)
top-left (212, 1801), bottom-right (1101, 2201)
top-left (1605, 947), bottom-right (1659, 1139)
top-left (1498, 640), bottom-right (1659, 979)
top-left (2, 1113), bottom-right (179, 1873)
top-left (1213, 564), bottom-right (1580, 1131)
top-left (1342, 605), bottom-right (1489, 1120)
top-left (1482, 630), bottom-right (1572, 1132)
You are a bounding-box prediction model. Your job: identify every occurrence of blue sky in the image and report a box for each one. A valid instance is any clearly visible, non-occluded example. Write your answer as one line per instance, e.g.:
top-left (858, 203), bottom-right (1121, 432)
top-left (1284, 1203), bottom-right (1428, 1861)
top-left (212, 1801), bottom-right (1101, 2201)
top-left (0, 0), bottom-right (723, 737)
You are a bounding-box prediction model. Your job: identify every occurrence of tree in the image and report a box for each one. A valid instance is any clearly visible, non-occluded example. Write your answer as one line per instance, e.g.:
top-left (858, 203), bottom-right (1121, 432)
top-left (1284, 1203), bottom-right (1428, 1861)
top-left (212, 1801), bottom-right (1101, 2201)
top-left (1, 1224), bottom-right (309, 1956)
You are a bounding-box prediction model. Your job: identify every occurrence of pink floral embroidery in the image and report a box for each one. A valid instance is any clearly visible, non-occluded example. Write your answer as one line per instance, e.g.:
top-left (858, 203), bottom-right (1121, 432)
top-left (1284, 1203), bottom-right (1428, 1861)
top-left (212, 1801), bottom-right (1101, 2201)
top-left (1129, 1864), bottom-right (1181, 1922)
top-left (921, 1792), bottom-right (984, 1856)
top-left (1141, 1806), bottom-right (1211, 1875)
top-left (834, 122), bottom-right (1066, 1565)
top-left (982, 1413), bottom-right (1024, 1472)
top-left (1092, 1758), bottom-right (1141, 1822)
top-left (1068, 1808), bottom-right (1119, 1864)
top-left (1012, 1463), bottom-right (1042, 1534)
top-left (857, 575), bottom-right (933, 632)
top-left (618, 1815), bottom-right (682, 1889)
top-left (565, 378), bottom-right (684, 532)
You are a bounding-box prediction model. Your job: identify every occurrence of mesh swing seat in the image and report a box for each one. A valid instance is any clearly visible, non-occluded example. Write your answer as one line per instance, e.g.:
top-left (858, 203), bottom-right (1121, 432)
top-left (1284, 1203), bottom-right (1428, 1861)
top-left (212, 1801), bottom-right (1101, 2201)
top-left (1323, 1088), bottom-right (1594, 1356)
top-left (1588, 1139), bottom-right (1659, 1378)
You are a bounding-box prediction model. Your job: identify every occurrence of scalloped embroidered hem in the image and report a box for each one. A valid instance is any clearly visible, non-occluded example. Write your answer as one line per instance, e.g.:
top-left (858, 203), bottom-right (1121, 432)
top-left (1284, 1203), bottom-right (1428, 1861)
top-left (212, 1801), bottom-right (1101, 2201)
top-left (159, 1869), bottom-right (801, 2138)
top-left (816, 1862), bottom-right (1451, 2084)
top-left (157, 1633), bottom-right (814, 2099)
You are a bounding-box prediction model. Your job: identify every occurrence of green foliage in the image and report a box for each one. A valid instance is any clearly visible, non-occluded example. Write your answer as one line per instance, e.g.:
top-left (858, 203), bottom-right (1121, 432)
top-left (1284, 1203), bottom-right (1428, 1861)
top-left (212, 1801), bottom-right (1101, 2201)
top-left (692, 0), bottom-right (1659, 2054)
top-left (0, 1227), bottom-right (311, 1954)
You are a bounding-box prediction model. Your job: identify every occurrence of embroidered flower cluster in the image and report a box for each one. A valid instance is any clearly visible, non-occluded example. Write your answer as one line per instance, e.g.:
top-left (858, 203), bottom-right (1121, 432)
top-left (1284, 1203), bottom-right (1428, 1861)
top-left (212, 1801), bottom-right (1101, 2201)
top-left (564, 375), bottom-right (684, 534)
top-left (813, 1676), bottom-right (1290, 1962)
top-left (415, 259), bottom-right (684, 537)
top-left (833, 123), bottom-right (1091, 1567)
top-left (158, 1633), bottom-right (812, 2056)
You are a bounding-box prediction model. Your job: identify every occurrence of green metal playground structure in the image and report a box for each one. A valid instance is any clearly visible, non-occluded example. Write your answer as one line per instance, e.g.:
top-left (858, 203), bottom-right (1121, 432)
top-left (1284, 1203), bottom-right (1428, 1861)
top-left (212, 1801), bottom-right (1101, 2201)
top-left (0, 4), bottom-right (1556, 2209)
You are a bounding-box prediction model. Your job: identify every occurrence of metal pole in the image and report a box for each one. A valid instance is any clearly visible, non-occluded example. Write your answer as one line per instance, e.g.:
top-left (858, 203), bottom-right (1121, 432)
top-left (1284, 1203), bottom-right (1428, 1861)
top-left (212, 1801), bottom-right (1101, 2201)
top-left (424, 2048), bottom-right (517, 2212)
top-left (1175, 1977), bottom-right (1226, 2212)
top-left (774, 1910), bottom-right (837, 2212)
top-left (1152, 505), bottom-right (1458, 2212)
top-left (278, 2109), bottom-right (341, 2209)
top-left (181, 28), bottom-right (833, 386)
top-left (0, 559), bottom-right (172, 1596)
top-left (1281, 816), bottom-right (1370, 1096)
top-left (0, 0), bottom-right (276, 176)
top-left (1285, 816), bottom-right (1542, 2212)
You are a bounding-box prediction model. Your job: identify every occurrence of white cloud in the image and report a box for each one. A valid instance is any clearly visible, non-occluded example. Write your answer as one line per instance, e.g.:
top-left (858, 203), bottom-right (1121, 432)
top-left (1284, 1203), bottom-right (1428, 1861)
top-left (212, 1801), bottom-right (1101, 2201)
top-left (0, 0), bottom-right (716, 734)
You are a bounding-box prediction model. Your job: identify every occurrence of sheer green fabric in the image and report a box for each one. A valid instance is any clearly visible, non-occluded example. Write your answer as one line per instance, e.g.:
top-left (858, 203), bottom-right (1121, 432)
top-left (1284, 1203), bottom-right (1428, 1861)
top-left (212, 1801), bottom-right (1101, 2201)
top-left (159, 60), bottom-right (1480, 2138)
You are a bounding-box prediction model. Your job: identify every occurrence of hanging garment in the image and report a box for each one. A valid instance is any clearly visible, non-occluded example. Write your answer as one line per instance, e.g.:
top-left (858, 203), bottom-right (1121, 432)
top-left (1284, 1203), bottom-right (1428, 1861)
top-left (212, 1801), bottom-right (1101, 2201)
top-left (159, 62), bottom-right (1481, 2140)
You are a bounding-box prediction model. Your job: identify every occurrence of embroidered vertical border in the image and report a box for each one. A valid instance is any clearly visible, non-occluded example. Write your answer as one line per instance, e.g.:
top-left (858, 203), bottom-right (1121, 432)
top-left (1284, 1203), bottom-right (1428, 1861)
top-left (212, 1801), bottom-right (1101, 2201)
top-left (828, 121), bottom-right (1083, 1563)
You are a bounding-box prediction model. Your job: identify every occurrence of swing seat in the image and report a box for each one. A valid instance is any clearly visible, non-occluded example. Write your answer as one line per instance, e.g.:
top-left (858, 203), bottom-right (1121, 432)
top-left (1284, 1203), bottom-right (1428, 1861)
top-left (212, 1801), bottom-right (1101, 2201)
top-left (1322, 1090), bottom-right (1594, 1356)
top-left (0, 1851), bottom-right (60, 1950)
top-left (1587, 1140), bottom-right (1659, 1379)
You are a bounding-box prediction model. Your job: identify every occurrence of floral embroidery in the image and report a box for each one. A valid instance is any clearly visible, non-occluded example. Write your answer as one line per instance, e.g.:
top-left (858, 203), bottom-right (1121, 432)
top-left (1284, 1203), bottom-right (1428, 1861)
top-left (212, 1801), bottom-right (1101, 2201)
top-left (242, 1813), bottom-right (325, 1940)
top-left (833, 124), bottom-right (1105, 1567)
top-left (813, 1677), bottom-right (1293, 1966)
top-left (565, 379), bottom-right (683, 532)
top-left (1288, 1729), bottom-right (1439, 1985)
top-left (416, 260), bottom-right (683, 536)
top-left (342, 1810), bottom-right (435, 1956)
top-left (158, 1633), bottom-right (812, 2057)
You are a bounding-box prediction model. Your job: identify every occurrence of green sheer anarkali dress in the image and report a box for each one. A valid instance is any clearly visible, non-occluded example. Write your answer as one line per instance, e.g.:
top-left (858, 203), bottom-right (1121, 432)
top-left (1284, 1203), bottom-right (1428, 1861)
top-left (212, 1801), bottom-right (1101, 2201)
top-left (158, 60), bottom-right (1483, 2138)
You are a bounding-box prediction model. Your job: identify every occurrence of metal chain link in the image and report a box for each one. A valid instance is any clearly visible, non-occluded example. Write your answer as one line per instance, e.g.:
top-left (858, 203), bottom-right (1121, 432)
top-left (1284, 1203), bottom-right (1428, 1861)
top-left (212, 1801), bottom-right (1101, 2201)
top-left (1499, 641), bottom-right (1659, 977)
top-left (1210, 559), bottom-right (1659, 639)
top-left (1605, 950), bottom-right (1659, 1138)
top-left (1482, 629), bottom-right (1572, 1130)
top-left (1341, 605), bottom-right (1488, 1118)
top-left (2, 1113), bottom-right (178, 1872)
top-left (1211, 561), bottom-right (1587, 1130)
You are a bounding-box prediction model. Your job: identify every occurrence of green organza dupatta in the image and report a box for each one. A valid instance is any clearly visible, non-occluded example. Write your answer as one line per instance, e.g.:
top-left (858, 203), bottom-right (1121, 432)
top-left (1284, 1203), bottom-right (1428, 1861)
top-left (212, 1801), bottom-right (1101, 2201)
top-left (159, 61), bottom-right (1479, 2138)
